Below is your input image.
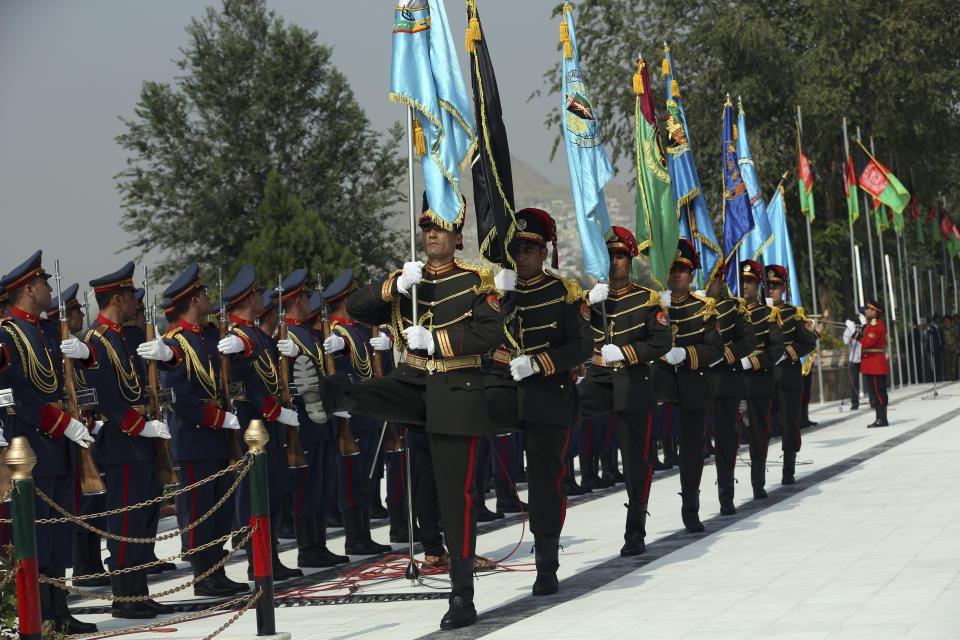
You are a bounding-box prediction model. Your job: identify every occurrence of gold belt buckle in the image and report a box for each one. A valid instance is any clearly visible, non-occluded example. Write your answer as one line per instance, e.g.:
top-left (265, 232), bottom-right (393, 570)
top-left (425, 359), bottom-right (437, 374)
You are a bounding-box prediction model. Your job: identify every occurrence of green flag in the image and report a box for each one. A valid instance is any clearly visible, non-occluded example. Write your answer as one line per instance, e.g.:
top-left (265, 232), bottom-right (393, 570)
top-left (856, 140), bottom-right (910, 213)
top-left (796, 118), bottom-right (815, 222)
top-left (916, 216), bottom-right (925, 244)
top-left (633, 57), bottom-right (677, 287)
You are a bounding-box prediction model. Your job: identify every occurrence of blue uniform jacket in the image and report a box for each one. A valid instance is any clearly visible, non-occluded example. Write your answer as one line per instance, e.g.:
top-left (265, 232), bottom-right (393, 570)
top-left (284, 319), bottom-right (333, 447)
top-left (226, 315), bottom-right (284, 451)
top-left (329, 318), bottom-right (387, 434)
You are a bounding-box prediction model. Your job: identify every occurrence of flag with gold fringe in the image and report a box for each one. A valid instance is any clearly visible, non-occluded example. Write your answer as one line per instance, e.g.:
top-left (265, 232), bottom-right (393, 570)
top-left (737, 98), bottom-right (772, 262)
top-left (721, 95), bottom-right (754, 295)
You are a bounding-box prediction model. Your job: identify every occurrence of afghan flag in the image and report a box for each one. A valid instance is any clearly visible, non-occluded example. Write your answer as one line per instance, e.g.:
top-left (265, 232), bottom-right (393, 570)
top-left (466, 0), bottom-right (516, 268)
top-left (912, 196), bottom-right (925, 244)
top-left (942, 211), bottom-right (960, 258)
top-left (842, 149), bottom-right (859, 226)
top-left (796, 116), bottom-right (814, 222)
top-left (856, 139), bottom-right (910, 214)
top-left (929, 206), bottom-right (940, 245)
top-left (632, 56), bottom-right (678, 288)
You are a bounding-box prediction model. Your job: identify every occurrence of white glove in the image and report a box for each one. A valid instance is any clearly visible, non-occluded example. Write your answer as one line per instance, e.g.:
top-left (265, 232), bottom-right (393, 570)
top-left (369, 334), bottom-right (392, 351)
top-left (91, 420), bottom-right (104, 436)
top-left (765, 297), bottom-right (774, 306)
top-left (0, 433), bottom-right (7, 447)
top-left (775, 353), bottom-right (788, 365)
top-left (664, 346), bottom-right (687, 365)
top-left (845, 319), bottom-right (856, 331)
top-left (600, 344), bottom-right (624, 363)
top-left (323, 335), bottom-right (346, 354)
top-left (277, 338), bottom-right (299, 358)
top-left (222, 412), bottom-right (241, 430)
top-left (494, 269), bottom-right (517, 292)
top-left (64, 418), bottom-right (95, 448)
top-left (333, 411), bottom-right (352, 419)
top-left (660, 290), bottom-right (672, 307)
top-left (397, 261), bottom-right (423, 294)
top-left (277, 407), bottom-right (300, 426)
top-left (858, 313), bottom-right (867, 325)
top-left (60, 337), bottom-right (90, 360)
top-left (403, 325), bottom-right (435, 355)
top-left (509, 355), bottom-right (537, 381)
top-left (137, 338), bottom-right (174, 362)
top-left (140, 420), bottom-right (171, 439)
top-left (740, 356), bottom-right (754, 371)
top-left (694, 289), bottom-right (706, 297)
top-left (589, 283), bottom-right (609, 305)
top-left (218, 334), bottom-right (245, 355)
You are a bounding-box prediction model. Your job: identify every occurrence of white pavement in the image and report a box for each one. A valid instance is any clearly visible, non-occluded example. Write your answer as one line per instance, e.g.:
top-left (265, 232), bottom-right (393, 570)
top-left (73, 381), bottom-right (960, 639)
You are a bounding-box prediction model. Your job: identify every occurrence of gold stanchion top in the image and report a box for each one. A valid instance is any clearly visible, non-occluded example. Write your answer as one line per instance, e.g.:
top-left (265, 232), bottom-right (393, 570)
top-left (6, 436), bottom-right (37, 482)
top-left (244, 419), bottom-right (269, 454)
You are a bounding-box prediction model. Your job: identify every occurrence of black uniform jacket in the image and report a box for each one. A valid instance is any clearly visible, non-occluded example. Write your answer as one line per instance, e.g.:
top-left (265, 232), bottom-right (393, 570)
top-left (774, 303), bottom-right (817, 391)
top-left (743, 300), bottom-right (785, 398)
top-left (711, 295), bottom-right (757, 399)
top-left (653, 292), bottom-right (724, 411)
top-left (347, 258), bottom-right (504, 437)
top-left (585, 284), bottom-right (672, 413)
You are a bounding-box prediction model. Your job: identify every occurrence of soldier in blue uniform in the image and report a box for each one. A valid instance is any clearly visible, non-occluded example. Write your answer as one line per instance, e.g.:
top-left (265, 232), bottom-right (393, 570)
top-left (0, 251), bottom-right (97, 634)
top-left (277, 268), bottom-right (349, 567)
top-left (69, 263), bottom-right (175, 619)
top-left (215, 265), bottom-right (302, 581)
top-left (136, 263), bottom-right (249, 597)
top-left (258, 289), bottom-right (278, 337)
top-left (322, 269), bottom-right (395, 556)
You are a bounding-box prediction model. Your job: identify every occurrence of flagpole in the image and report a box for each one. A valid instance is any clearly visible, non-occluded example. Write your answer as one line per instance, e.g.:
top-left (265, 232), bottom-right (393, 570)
top-left (897, 232), bottom-right (915, 384)
top-left (941, 195), bottom-right (950, 314)
top-left (403, 105), bottom-right (419, 583)
top-left (797, 106), bottom-right (824, 404)
top-left (869, 136), bottom-right (896, 386)
top-left (857, 127), bottom-right (879, 300)
top-left (842, 118), bottom-right (858, 315)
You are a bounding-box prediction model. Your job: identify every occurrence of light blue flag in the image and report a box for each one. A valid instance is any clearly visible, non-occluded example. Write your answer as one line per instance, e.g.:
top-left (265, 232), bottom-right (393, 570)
top-left (560, 4), bottom-right (612, 282)
top-left (737, 98), bottom-right (773, 262)
top-left (721, 96), bottom-right (754, 296)
top-left (390, 0), bottom-right (476, 228)
top-left (662, 44), bottom-right (722, 287)
top-left (764, 184), bottom-right (802, 307)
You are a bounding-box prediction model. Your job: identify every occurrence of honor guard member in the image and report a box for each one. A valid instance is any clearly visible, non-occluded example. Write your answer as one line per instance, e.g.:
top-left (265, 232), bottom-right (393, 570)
top-left (766, 265), bottom-right (817, 484)
top-left (737, 261), bottom-right (785, 498)
top-left (322, 209), bottom-right (504, 630)
top-left (704, 262), bottom-right (756, 515)
top-left (320, 269), bottom-right (395, 556)
top-left (136, 263), bottom-right (249, 597)
top-left (161, 298), bottom-right (179, 327)
top-left (71, 263), bottom-right (174, 619)
top-left (276, 269), bottom-right (349, 567)
top-left (484, 208), bottom-right (594, 593)
top-left (132, 288), bottom-right (147, 332)
top-left (654, 240), bottom-right (724, 532)
top-left (258, 289), bottom-right (279, 337)
top-left (854, 300), bottom-right (889, 427)
top-left (0, 285), bottom-right (10, 317)
top-left (578, 226), bottom-right (672, 555)
top-left (0, 252), bottom-right (98, 634)
top-left (216, 264), bottom-right (302, 580)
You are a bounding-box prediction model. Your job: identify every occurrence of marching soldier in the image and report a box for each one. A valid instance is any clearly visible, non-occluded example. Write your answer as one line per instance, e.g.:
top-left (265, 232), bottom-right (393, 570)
top-left (484, 207), bottom-right (594, 593)
top-left (854, 300), bottom-right (890, 427)
top-left (319, 209), bottom-right (504, 630)
top-left (277, 268), bottom-right (349, 567)
top-left (0, 252), bottom-right (98, 634)
top-left (766, 265), bottom-right (817, 484)
top-left (136, 263), bottom-right (250, 597)
top-left (737, 260), bottom-right (785, 499)
top-left (705, 263), bottom-right (756, 515)
top-left (68, 263), bottom-right (174, 618)
top-left (653, 240), bottom-right (724, 532)
top-left (579, 226), bottom-right (672, 555)
top-left (216, 264), bottom-right (302, 580)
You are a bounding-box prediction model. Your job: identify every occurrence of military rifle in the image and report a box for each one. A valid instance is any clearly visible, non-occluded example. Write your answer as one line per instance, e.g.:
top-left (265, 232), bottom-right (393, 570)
top-left (277, 275), bottom-right (307, 468)
top-left (318, 272), bottom-right (360, 456)
top-left (143, 269), bottom-right (178, 487)
top-left (219, 268), bottom-right (243, 464)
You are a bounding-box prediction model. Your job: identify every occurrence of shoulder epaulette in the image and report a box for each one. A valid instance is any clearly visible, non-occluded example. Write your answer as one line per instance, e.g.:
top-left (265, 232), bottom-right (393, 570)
top-left (0, 317), bottom-right (11, 327)
top-left (641, 286), bottom-right (662, 308)
top-left (690, 292), bottom-right (717, 319)
top-left (543, 270), bottom-right (582, 303)
top-left (768, 305), bottom-right (781, 323)
top-left (454, 259), bottom-right (497, 294)
top-left (795, 306), bottom-right (807, 321)
top-left (164, 326), bottom-right (183, 339)
top-left (736, 297), bottom-right (748, 314)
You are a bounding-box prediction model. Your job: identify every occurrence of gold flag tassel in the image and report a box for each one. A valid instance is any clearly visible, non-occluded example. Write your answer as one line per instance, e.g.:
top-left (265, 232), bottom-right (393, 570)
top-left (412, 117), bottom-right (427, 156)
top-left (662, 57), bottom-right (670, 78)
top-left (560, 19), bottom-right (572, 59)
top-left (465, 14), bottom-right (481, 53)
top-left (670, 79), bottom-right (679, 99)
top-left (633, 58), bottom-right (645, 95)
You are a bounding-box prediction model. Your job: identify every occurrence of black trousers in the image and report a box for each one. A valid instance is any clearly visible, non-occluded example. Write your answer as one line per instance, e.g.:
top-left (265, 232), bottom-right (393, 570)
top-left (713, 396), bottom-right (741, 476)
top-left (865, 373), bottom-right (888, 422)
top-left (775, 386), bottom-right (803, 453)
top-left (671, 405), bottom-right (707, 493)
top-left (848, 361), bottom-right (861, 408)
top-left (102, 460), bottom-right (159, 568)
top-left (744, 396), bottom-right (774, 487)
top-left (429, 433), bottom-right (480, 560)
top-left (407, 428), bottom-right (444, 556)
top-left (176, 458), bottom-right (235, 551)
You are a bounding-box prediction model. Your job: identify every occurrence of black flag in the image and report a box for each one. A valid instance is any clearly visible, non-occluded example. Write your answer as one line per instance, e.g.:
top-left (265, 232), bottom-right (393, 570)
top-left (467, 0), bottom-right (516, 268)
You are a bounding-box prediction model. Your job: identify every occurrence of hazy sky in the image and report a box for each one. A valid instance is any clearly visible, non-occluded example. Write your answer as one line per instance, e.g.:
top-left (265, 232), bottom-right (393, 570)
top-left (0, 0), bottom-right (577, 290)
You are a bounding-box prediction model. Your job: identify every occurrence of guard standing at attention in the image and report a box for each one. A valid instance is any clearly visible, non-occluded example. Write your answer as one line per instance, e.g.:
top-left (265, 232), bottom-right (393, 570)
top-left (854, 300), bottom-right (890, 427)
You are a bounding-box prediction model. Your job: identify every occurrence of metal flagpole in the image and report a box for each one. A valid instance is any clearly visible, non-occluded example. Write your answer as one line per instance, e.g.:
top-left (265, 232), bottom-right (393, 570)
top-left (843, 118), bottom-right (858, 315)
top-left (914, 265), bottom-right (925, 381)
top-left (403, 106), bottom-right (419, 583)
top-left (857, 128), bottom-right (879, 300)
top-left (941, 195), bottom-right (950, 314)
top-left (870, 137), bottom-right (895, 385)
top-left (897, 233), bottom-right (915, 384)
top-left (797, 106), bottom-right (823, 404)
top-left (885, 254), bottom-right (903, 389)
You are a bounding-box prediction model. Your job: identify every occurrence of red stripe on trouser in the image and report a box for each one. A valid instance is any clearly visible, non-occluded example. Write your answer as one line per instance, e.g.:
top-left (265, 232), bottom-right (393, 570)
top-left (346, 457), bottom-right (355, 508)
top-left (393, 451), bottom-right (405, 502)
top-left (119, 463), bottom-right (129, 566)
top-left (873, 377), bottom-right (885, 406)
top-left (461, 437), bottom-right (478, 559)
top-left (188, 462), bottom-right (197, 549)
top-left (295, 468), bottom-right (307, 518)
top-left (556, 426), bottom-right (571, 531)
top-left (643, 413), bottom-right (653, 502)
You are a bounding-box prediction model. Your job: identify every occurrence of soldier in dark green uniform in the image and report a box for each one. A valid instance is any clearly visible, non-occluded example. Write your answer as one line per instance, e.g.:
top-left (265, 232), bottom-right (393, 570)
top-left (654, 240), bottom-right (724, 532)
top-left (705, 263), bottom-right (756, 515)
top-left (579, 227), bottom-right (672, 556)
top-left (766, 265), bottom-right (817, 485)
top-left (321, 211), bottom-right (504, 631)
top-left (736, 260), bottom-right (784, 499)
top-left (483, 208), bottom-right (594, 595)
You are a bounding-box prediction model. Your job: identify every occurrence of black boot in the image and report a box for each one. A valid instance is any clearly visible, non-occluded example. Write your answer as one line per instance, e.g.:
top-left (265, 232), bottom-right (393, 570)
top-left (72, 530), bottom-right (110, 586)
top-left (48, 569), bottom-right (99, 633)
top-left (295, 516), bottom-right (347, 567)
top-left (600, 449), bottom-right (625, 483)
top-left (717, 468), bottom-right (736, 515)
top-left (439, 557), bottom-right (477, 630)
top-left (110, 572), bottom-right (156, 619)
top-left (193, 549), bottom-right (248, 597)
top-left (495, 477), bottom-right (526, 514)
top-left (582, 454), bottom-right (613, 489)
top-left (663, 436), bottom-right (680, 466)
top-left (560, 458), bottom-right (588, 495)
top-left (531, 535), bottom-right (560, 595)
top-left (868, 405), bottom-right (889, 427)
top-left (649, 439), bottom-right (672, 471)
top-left (314, 516), bottom-right (350, 565)
top-left (388, 501), bottom-right (413, 541)
top-left (271, 527), bottom-right (304, 580)
top-left (134, 569), bottom-right (176, 615)
top-left (362, 506), bottom-right (394, 553)
top-left (369, 495), bottom-right (389, 520)
top-left (782, 451), bottom-right (797, 485)
top-left (274, 495), bottom-right (296, 540)
top-left (751, 463), bottom-right (768, 499)
top-left (621, 502), bottom-right (647, 556)
top-left (326, 509), bottom-right (343, 529)
top-left (475, 494), bottom-right (504, 522)
top-left (681, 489), bottom-right (705, 533)
top-left (343, 506), bottom-right (390, 555)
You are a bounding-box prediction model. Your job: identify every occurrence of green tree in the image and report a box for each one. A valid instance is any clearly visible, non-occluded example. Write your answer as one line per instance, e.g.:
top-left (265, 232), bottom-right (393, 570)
top-left (540, 0), bottom-right (960, 317)
top-left (116, 0), bottom-right (405, 281)
top-left (236, 169), bottom-right (361, 286)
